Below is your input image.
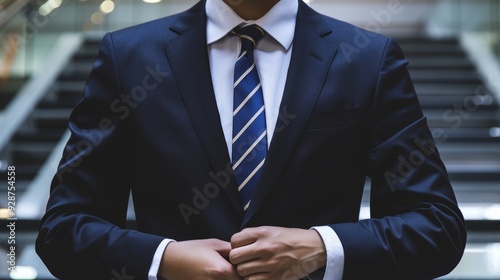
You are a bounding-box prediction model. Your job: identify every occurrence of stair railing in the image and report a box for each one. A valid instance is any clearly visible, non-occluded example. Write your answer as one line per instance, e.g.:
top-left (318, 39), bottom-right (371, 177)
top-left (0, 34), bottom-right (83, 154)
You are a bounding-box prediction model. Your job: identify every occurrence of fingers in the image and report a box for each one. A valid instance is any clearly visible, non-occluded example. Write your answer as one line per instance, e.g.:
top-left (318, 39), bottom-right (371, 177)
top-left (159, 238), bottom-right (243, 280)
top-left (229, 242), bottom-right (261, 265)
top-left (206, 258), bottom-right (242, 280)
top-left (230, 228), bottom-right (261, 266)
top-left (231, 227), bottom-right (262, 248)
top-left (209, 238), bottom-right (233, 258)
top-left (227, 267), bottom-right (243, 280)
top-left (229, 227), bottom-right (326, 280)
top-left (233, 259), bottom-right (272, 278)
top-left (203, 239), bottom-right (244, 279)
top-left (205, 239), bottom-right (242, 280)
top-left (230, 227), bottom-right (276, 277)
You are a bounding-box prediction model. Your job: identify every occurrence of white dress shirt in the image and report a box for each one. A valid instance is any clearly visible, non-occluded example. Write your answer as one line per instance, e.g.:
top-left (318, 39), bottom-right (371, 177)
top-left (148, 1), bottom-right (344, 279)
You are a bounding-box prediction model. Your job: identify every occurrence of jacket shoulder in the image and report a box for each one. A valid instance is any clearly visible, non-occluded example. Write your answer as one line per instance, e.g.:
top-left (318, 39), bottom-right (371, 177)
top-left (106, 1), bottom-right (204, 46)
top-left (299, 2), bottom-right (392, 55)
top-left (324, 15), bottom-right (391, 50)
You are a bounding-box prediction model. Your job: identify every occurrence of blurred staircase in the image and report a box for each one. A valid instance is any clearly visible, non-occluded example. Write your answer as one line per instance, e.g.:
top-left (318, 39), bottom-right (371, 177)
top-left (0, 36), bottom-right (101, 279)
top-left (0, 36), bottom-right (100, 206)
top-left (397, 37), bottom-right (500, 221)
top-left (0, 78), bottom-right (25, 112)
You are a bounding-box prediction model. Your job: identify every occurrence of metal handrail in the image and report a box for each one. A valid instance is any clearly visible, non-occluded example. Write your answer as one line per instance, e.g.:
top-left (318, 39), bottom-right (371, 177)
top-left (0, 33), bottom-right (83, 152)
top-left (18, 130), bottom-right (70, 218)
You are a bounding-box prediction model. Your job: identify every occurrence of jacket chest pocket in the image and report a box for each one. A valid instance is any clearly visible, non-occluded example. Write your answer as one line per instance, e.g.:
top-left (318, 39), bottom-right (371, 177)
top-left (304, 106), bottom-right (360, 131)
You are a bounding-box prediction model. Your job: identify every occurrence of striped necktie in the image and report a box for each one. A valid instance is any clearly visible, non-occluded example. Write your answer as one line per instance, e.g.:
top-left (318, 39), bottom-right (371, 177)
top-left (231, 25), bottom-right (267, 211)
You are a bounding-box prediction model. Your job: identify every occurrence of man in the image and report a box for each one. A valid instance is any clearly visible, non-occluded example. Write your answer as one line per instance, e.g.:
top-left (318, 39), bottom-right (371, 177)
top-left (36, 0), bottom-right (467, 279)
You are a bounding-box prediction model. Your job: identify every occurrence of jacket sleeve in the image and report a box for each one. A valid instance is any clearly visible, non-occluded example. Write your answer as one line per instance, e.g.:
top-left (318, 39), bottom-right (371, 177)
top-left (330, 38), bottom-right (467, 279)
top-left (36, 33), bottom-right (165, 280)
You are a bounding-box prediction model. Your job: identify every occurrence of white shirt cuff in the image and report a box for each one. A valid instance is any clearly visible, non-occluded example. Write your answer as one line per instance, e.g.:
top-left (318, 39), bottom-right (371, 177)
top-left (148, 239), bottom-right (176, 280)
top-left (311, 226), bottom-right (344, 280)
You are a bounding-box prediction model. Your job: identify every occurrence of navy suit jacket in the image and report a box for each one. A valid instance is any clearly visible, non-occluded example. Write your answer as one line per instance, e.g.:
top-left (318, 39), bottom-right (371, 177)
top-left (36, 1), bottom-right (466, 279)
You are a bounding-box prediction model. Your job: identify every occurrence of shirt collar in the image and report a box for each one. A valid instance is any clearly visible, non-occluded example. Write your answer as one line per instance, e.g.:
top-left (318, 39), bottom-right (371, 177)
top-left (206, 0), bottom-right (298, 51)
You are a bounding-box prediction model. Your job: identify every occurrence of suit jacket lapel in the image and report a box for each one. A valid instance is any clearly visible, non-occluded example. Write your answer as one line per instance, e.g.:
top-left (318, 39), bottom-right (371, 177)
top-left (242, 2), bottom-right (338, 226)
top-left (164, 1), bottom-right (244, 216)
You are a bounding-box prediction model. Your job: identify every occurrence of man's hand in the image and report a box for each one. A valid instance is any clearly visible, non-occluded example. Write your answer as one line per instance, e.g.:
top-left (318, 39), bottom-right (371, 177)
top-left (229, 226), bottom-right (327, 280)
top-left (159, 238), bottom-right (241, 280)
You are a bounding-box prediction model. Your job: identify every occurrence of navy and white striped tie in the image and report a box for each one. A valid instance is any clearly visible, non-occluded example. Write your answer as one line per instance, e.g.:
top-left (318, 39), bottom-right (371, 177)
top-left (231, 25), bottom-right (267, 211)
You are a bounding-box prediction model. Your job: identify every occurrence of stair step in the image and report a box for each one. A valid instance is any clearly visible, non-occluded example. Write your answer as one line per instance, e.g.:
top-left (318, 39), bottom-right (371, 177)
top-left (83, 35), bottom-right (105, 45)
top-left (433, 127), bottom-right (500, 143)
top-left (414, 83), bottom-right (491, 96)
top-left (446, 164), bottom-right (500, 181)
top-left (0, 93), bottom-right (15, 110)
top-left (12, 148), bottom-right (53, 165)
top-left (38, 96), bottom-right (82, 109)
top-left (407, 56), bottom-right (474, 70)
top-left (0, 78), bottom-right (27, 110)
top-left (10, 165), bottom-right (40, 180)
top-left (58, 61), bottom-right (95, 81)
top-left (399, 44), bottom-right (465, 55)
top-left (424, 109), bottom-right (500, 128)
top-left (396, 37), bottom-right (460, 45)
top-left (13, 129), bottom-right (66, 143)
top-left (33, 109), bottom-right (72, 129)
top-left (57, 81), bottom-right (86, 94)
top-left (72, 47), bottom-right (100, 61)
top-left (410, 69), bottom-right (480, 83)
top-left (438, 143), bottom-right (500, 161)
top-left (419, 95), bottom-right (499, 109)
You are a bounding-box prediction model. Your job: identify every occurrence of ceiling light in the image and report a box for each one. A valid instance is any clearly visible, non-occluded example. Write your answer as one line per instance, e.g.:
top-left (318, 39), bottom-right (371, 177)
top-left (38, 0), bottom-right (63, 16)
top-left (91, 12), bottom-right (104, 24)
top-left (10, 266), bottom-right (37, 280)
top-left (143, 0), bottom-right (162, 3)
top-left (0, 208), bottom-right (11, 219)
top-left (100, 0), bottom-right (115, 14)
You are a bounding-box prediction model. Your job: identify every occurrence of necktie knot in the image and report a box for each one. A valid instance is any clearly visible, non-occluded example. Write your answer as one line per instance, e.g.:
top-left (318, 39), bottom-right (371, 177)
top-left (233, 25), bottom-right (265, 53)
